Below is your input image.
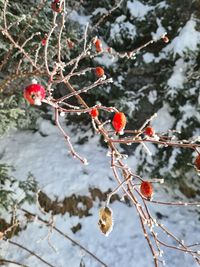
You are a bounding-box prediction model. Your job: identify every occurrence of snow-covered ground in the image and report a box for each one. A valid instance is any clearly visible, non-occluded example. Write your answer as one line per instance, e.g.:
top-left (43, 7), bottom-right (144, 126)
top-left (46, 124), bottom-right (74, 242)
top-left (0, 0), bottom-right (200, 266)
top-left (0, 119), bottom-right (199, 267)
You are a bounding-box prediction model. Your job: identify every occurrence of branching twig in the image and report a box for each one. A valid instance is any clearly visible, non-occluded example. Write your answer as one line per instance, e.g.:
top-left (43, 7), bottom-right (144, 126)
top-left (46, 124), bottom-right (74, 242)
top-left (7, 240), bottom-right (56, 267)
top-left (21, 208), bottom-right (107, 267)
top-left (1, 1), bottom-right (200, 267)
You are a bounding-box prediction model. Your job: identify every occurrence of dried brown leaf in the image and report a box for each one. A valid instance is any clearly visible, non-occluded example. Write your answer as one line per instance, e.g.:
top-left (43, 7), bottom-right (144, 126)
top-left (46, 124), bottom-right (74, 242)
top-left (98, 206), bottom-right (113, 236)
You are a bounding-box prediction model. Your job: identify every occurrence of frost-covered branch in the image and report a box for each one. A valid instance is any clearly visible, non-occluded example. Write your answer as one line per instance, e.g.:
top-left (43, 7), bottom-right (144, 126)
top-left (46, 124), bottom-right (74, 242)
top-left (1, 1), bottom-right (200, 267)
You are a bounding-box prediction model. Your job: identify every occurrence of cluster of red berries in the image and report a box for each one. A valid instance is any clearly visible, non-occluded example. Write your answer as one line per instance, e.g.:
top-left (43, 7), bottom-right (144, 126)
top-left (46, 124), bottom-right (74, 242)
top-left (93, 36), bottom-right (169, 55)
top-left (90, 109), bottom-right (127, 135)
top-left (90, 110), bottom-right (155, 137)
top-left (41, 30), bottom-right (167, 56)
top-left (23, 84), bottom-right (199, 174)
top-left (90, 109), bottom-right (127, 134)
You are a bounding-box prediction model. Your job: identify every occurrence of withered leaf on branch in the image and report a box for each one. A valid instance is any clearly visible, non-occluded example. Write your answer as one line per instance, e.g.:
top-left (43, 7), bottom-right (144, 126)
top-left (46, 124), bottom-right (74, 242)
top-left (98, 206), bottom-right (113, 236)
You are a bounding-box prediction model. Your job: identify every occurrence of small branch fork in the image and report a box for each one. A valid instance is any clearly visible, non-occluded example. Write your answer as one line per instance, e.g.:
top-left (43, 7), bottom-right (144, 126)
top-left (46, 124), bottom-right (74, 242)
top-left (21, 208), bottom-right (107, 267)
top-left (0, 210), bottom-right (107, 267)
top-left (1, 1), bottom-right (200, 267)
top-left (0, 259), bottom-right (30, 267)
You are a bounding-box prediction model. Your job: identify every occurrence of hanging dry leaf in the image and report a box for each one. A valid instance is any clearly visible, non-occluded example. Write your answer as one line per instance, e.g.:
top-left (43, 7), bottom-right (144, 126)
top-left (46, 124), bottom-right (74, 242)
top-left (98, 206), bottom-right (113, 236)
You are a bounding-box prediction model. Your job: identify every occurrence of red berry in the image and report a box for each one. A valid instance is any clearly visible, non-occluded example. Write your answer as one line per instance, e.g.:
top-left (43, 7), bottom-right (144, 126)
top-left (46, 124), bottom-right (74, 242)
top-left (112, 112), bottom-right (126, 134)
top-left (195, 154), bottom-right (200, 170)
top-left (127, 51), bottom-right (133, 57)
top-left (51, 0), bottom-right (62, 13)
top-left (41, 38), bottom-right (47, 46)
top-left (95, 67), bottom-right (104, 78)
top-left (41, 33), bottom-right (48, 46)
top-left (94, 39), bottom-right (103, 53)
top-left (162, 35), bottom-right (169, 43)
top-left (140, 181), bottom-right (153, 199)
top-left (145, 126), bottom-right (155, 137)
top-left (66, 39), bottom-right (74, 49)
top-left (107, 47), bottom-right (112, 54)
top-left (90, 108), bottom-right (99, 118)
top-left (24, 84), bottom-right (46, 105)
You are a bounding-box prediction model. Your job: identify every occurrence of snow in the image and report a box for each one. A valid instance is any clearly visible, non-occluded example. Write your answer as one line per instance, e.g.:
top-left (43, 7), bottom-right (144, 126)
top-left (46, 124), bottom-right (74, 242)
top-left (176, 103), bottom-right (200, 130)
top-left (94, 52), bottom-right (117, 68)
top-left (143, 52), bottom-right (155, 63)
top-left (144, 18), bottom-right (200, 65)
top-left (68, 11), bottom-right (91, 26)
top-left (110, 21), bottom-right (136, 42)
top-left (92, 8), bottom-right (107, 16)
top-left (1, 2), bottom-right (200, 266)
top-left (156, 1), bottom-right (168, 9)
top-left (115, 15), bottom-right (126, 23)
top-left (164, 148), bottom-right (181, 175)
top-left (167, 58), bottom-right (187, 89)
top-left (151, 103), bottom-right (175, 133)
top-left (0, 120), bottom-right (199, 267)
top-left (152, 18), bottom-right (167, 40)
top-left (127, 0), bottom-right (153, 20)
top-left (0, 121), bottom-right (115, 199)
top-left (164, 18), bottom-right (200, 57)
top-left (148, 90), bottom-right (157, 104)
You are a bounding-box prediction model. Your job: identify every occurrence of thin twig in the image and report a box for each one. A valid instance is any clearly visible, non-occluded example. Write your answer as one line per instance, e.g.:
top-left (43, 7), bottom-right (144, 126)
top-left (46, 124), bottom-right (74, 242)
top-left (21, 208), bottom-right (107, 267)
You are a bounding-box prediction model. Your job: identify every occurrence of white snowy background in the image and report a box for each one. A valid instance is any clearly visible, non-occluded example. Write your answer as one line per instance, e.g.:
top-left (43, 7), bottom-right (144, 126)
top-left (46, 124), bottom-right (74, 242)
top-left (0, 0), bottom-right (200, 266)
top-left (0, 119), bottom-right (199, 267)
